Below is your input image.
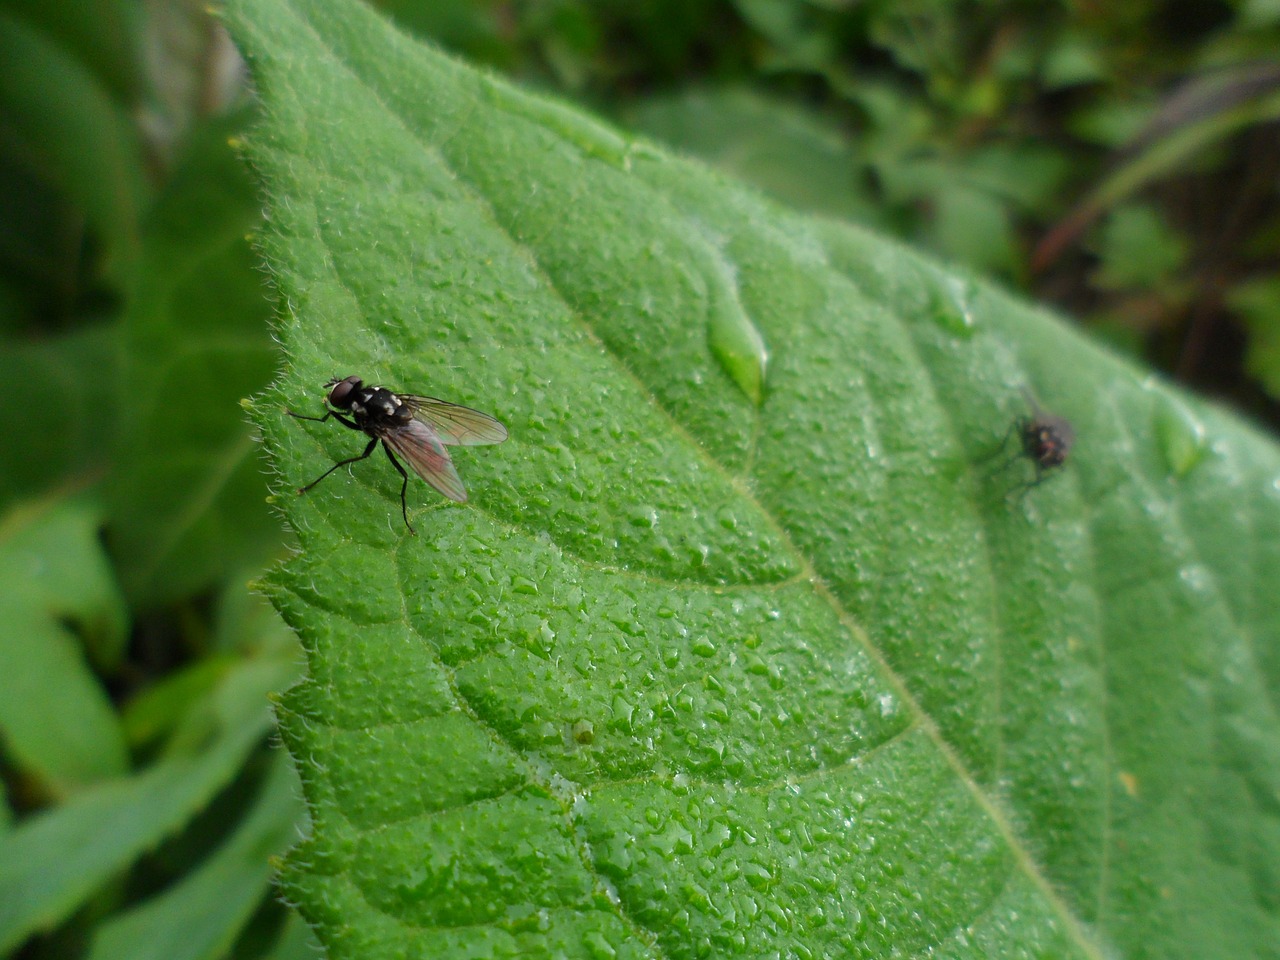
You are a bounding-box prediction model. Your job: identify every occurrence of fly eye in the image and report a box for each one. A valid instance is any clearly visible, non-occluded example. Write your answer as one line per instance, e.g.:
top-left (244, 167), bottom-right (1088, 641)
top-left (327, 376), bottom-right (361, 406)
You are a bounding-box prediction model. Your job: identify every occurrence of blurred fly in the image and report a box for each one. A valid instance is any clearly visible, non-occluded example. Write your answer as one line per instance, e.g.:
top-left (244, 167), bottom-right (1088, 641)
top-left (991, 388), bottom-right (1074, 497)
top-left (289, 375), bottom-right (508, 533)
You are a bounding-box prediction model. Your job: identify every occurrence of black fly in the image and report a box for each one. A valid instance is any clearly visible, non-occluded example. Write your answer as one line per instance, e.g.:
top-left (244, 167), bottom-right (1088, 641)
top-left (991, 389), bottom-right (1074, 497)
top-left (288, 375), bottom-right (508, 534)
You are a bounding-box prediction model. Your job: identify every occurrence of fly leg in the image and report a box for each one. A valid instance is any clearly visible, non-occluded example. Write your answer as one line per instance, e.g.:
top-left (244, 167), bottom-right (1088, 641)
top-left (289, 408), bottom-right (360, 431)
top-left (298, 436), bottom-right (378, 494)
top-left (382, 441), bottom-right (416, 535)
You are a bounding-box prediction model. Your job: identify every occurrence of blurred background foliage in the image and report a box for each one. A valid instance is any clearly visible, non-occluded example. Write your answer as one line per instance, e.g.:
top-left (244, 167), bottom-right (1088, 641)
top-left (0, 0), bottom-right (1277, 957)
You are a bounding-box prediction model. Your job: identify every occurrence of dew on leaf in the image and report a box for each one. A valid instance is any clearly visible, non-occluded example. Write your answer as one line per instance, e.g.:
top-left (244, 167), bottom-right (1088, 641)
top-left (720, 857), bottom-right (743, 884)
top-left (763, 900), bottom-right (793, 931)
top-left (716, 506), bottom-right (739, 530)
top-left (682, 879), bottom-right (712, 909)
top-left (1178, 564), bottom-right (1211, 594)
top-left (691, 636), bottom-right (717, 657)
top-left (609, 694), bottom-right (635, 731)
top-left (704, 254), bottom-right (769, 406)
top-left (582, 930), bottom-right (617, 959)
top-left (570, 719), bottom-right (594, 744)
top-left (742, 860), bottom-right (773, 890)
top-left (705, 818), bottom-right (734, 853)
top-left (931, 273), bottom-right (978, 336)
top-left (594, 834), bottom-right (633, 876)
top-left (1153, 394), bottom-right (1208, 477)
top-left (656, 821), bottom-right (695, 856)
top-left (629, 506), bottom-right (659, 528)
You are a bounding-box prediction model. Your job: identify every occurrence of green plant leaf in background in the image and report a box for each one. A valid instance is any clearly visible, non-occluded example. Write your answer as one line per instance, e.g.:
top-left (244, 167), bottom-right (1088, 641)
top-left (623, 87), bottom-right (876, 226)
top-left (107, 111), bottom-right (284, 607)
top-left (1229, 275), bottom-right (1280, 404)
top-left (0, 495), bottom-right (129, 798)
top-left (0, 325), bottom-right (118, 506)
top-left (84, 751), bottom-right (303, 960)
top-left (0, 648), bottom-right (294, 953)
top-left (227, 0), bottom-right (1280, 957)
top-left (0, 3), bottom-right (146, 297)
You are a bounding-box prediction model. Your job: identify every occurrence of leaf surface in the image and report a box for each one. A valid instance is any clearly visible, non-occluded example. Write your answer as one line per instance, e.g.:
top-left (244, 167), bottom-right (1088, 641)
top-left (227, 0), bottom-right (1280, 957)
top-left (0, 496), bottom-right (129, 795)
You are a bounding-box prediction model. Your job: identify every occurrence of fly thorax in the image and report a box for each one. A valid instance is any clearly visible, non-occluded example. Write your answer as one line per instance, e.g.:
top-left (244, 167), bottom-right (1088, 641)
top-left (365, 388), bottom-right (395, 416)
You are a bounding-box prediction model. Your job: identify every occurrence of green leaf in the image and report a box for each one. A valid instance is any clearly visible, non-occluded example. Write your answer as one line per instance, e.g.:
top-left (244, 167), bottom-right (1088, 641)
top-left (928, 184), bottom-right (1020, 277)
top-left (123, 571), bottom-right (301, 748)
top-left (1229, 275), bottom-right (1280, 403)
top-left (260, 913), bottom-right (323, 960)
top-left (108, 113), bottom-right (285, 606)
top-left (228, 0), bottom-right (1280, 957)
top-left (623, 88), bottom-right (876, 225)
top-left (0, 495), bottom-right (129, 795)
top-left (85, 752), bottom-right (305, 960)
top-left (0, 324), bottom-right (117, 508)
top-left (0, 6), bottom-right (146, 286)
top-left (121, 655), bottom-right (239, 749)
top-left (1092, 204), bottom-right (1189, 291)
top-left (0, 656), bottom-right (290, 953)
top-left (2, 0), bottom-right (143, 105)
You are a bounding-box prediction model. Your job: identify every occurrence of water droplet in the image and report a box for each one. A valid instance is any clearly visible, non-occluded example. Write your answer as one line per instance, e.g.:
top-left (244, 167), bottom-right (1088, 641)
top-left (510, 575), bottom-right (539, 595)
top-left (716, 506), bottom-right (739, 531)
top-left (608, 695), bottom-right (635, 732)
top-left (1154, 397), bottom-right (1208, 477)
top-left (704, 253), bottom-right (769, 405)
top-left (742, 861), bottom-right (773, 890)
top-left (629, 506), bottom-right (659, 528)
top-left (571, 719), bottom-right (594, 744)
top-left (705, 819), bottom-right (733, 854)
top-left (1178, 564), bottom-right (1211, 594)
top-left (691, 636), bottom-right (717, 657)
top-left (583, 930), bottom-right (617, 959)
top-left (931, 273), bottom-right (978, 337)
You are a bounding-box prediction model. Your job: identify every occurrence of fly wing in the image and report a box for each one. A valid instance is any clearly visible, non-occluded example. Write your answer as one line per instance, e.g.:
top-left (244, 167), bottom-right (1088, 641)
top-left (383, 419), bottom-right (468, 502)
top-left (402, 395), bottom-right (508, 447)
